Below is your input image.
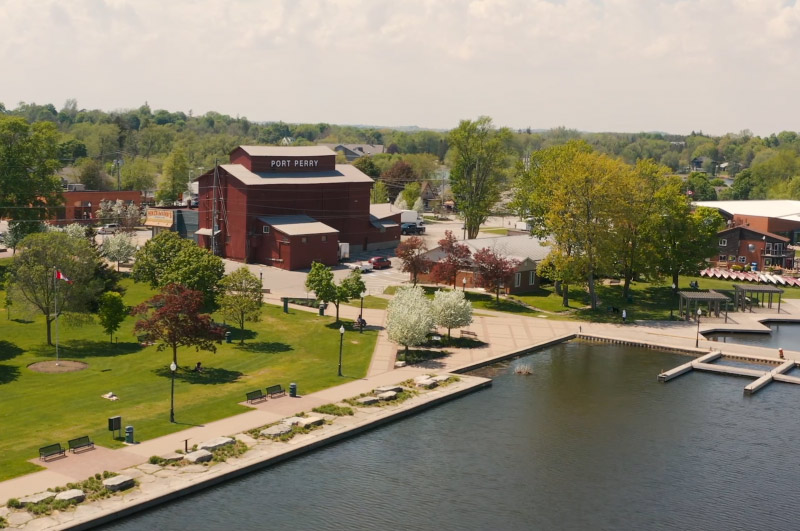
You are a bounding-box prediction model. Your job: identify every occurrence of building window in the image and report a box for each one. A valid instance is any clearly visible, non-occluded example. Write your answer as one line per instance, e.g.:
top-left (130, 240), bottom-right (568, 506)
top-left (529, 271), bottom-right (535, 285)
top-left (321, 235), bottom-right (327, 242)
top-left (301, 237), bottom-right (308, 243)
top-left (262, 226), bottom-right (270, 234)
top-left (719, 255), bottom-right (727, 262)
top-left (728, 255), bottom-right (736, 262)
top-left (765, 242), bottom-right (772, 253)
top-left (718, 239), bottom-right (727, 246)
top-left (514, 272), bottom-right (521, 288)
top-left (738, 256), bottom-right (746, 263)
top-left (774, 243), bottom-right (782, 254)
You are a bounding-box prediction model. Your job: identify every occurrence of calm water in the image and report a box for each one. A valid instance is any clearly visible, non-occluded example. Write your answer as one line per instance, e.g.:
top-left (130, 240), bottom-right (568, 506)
top-left (103, 342), bottom-right (800, 531)
top-left (706, 322), bottom-right (800, 349)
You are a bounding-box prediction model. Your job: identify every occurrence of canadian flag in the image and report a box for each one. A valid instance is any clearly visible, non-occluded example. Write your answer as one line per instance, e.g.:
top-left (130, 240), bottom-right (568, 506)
top-left (56, 270), bottom-right (73, 284)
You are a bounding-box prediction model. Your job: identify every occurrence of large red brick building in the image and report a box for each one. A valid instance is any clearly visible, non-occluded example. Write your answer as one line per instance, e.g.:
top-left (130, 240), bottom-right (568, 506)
top-left (195, 146), bottom-right (400, 270)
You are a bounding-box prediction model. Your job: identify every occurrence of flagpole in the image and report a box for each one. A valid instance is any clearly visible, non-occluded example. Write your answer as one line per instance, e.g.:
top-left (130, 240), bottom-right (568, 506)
top-left (53, 267), bottom-right (60, 366)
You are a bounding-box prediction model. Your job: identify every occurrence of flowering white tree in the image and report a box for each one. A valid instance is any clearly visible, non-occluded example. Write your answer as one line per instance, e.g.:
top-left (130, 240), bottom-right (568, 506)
top-left (103, 233), bottom-right (137, 270)
top-left (386, 285), bottom-right (433, 357)
top-left (412, 197), bottom-right (424, 214)
top-left (96, 199), bottom-right (142, 230)
top-left (431, 289), bottom-right (473, 340)
top-left (393, 194), bottom-right (408, 210)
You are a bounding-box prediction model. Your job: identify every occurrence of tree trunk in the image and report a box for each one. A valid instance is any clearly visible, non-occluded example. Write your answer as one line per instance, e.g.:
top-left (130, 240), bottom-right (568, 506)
top-left (562, 284), bottom-right (569, 307)
top-left (447, 327), bottom-right (451, 339)
top-left (334, 301), bottom-right (340, 323)
top-left (623, 275), bottom-right (632, 301)
top-left (172, 344), bottom-right (178, 366)
top-left (554, 280), bottom-right (562, 296)
top-left (588, 272), bottom-right (597, 310)
top-left (495, 286), bottom-right (500, 302)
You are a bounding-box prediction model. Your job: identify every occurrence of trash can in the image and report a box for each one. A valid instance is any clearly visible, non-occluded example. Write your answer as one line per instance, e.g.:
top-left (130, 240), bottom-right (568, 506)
top-left (319, 304), bottom-right (325, 316)
top-left (289, 382), bottom-right (297, 397)
top-left (282, 297), bottom-right (289, 313)
top-left (225, 331), bottom-right (232, 344)
top-left (125, 425), bottom-right (134, 444)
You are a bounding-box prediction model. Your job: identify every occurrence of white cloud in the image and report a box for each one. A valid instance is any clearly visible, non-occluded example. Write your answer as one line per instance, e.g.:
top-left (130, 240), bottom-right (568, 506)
top-left (0, 0), bottom-right (798, 135)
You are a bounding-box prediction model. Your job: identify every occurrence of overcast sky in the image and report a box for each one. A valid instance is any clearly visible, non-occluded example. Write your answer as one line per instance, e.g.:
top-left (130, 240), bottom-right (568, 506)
top-left (1, 0), bottom-right (798, 136)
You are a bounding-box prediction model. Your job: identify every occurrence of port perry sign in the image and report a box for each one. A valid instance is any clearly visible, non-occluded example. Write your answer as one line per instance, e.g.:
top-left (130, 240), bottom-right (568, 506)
top-left (270, 159), bottom-right (320, 169)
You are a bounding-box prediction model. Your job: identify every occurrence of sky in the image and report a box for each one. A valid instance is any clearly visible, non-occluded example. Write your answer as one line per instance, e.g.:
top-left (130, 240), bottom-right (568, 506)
top-left (1, 0), bottom-right (799, 136)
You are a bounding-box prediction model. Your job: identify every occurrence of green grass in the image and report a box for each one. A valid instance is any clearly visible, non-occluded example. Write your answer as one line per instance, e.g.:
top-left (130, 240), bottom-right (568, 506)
top-left (344, 295), bottom-right (389, 310)
top-left (480, 228), bottom-right (509, 236)
top-left (0, 275), bottom-right (377, 481)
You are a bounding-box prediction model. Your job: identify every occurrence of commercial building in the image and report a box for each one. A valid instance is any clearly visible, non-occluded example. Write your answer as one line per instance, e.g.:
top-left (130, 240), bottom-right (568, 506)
top-left (194, 146), bottom-right (400, 270)
top-left (695, 200), bottom-right (800, 270)
top-left (56, 191), bottom-right (142, 224)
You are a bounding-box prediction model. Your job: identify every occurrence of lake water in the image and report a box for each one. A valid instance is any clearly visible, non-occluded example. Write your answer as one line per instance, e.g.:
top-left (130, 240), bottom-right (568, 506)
top-left (706, 321), bottom-right (800, 349)
top-left (103, 341), bottom-right (800, 530)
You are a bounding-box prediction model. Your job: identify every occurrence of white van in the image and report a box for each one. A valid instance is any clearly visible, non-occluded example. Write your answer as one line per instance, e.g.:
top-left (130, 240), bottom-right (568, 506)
top-left (99, 223), bottom-right (120, 234)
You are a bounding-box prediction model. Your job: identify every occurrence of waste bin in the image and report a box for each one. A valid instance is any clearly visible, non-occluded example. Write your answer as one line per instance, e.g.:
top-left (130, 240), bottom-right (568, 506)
top-left (225, 331), bottom-right (232, 344)
top-left (282, 297), bottom-right (289, 313)
top-left (125, 425), bottom-right (134, 444)
top-left (289, 382), bottom-right (297, 397)
top-left (319, 304), bottom-right (325, 316)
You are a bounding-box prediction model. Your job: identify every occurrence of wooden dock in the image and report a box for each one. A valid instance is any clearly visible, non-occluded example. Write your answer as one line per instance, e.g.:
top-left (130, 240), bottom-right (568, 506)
top-left (659, 352), bottom-right (800, 395)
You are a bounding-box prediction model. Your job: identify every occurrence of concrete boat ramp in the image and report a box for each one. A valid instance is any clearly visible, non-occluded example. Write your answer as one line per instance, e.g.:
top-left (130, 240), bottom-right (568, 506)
top-left (658, 351), bottom-right (800, 395)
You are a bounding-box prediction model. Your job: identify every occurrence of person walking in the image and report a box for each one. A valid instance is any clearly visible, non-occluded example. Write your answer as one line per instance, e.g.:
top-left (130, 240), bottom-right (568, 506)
top-left (622, 309), bottom-right (627, 324)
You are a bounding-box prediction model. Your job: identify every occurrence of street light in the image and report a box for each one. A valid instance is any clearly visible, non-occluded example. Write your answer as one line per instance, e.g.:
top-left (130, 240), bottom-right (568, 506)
top-left (462, 277), bottom-right (467, 291)
top-left (169, 361), bottom-right (177, 423)
top-left (338, 325), bottom-right (345, 376)
top-left (695, 308), bottom-right (702, 348)
top-left (671, 282), bottom-right (676, 319)
top-left (359, 291), bottom-right (366, 334)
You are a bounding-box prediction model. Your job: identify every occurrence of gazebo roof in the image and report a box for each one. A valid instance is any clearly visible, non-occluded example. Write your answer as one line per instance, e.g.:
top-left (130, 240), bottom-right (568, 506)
top-left (732, 284), bottom-right (784, 294)
top-left (678, 290), bottom-right (730, 301)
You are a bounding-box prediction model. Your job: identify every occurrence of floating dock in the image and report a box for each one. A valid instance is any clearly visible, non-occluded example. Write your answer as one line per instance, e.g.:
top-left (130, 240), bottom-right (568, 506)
top-left (658, 351), bottom-right (800, 395)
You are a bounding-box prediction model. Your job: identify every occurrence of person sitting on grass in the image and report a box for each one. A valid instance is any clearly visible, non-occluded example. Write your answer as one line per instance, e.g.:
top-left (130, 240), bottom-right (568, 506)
top-left (195, 361), bottom-right (203, 373)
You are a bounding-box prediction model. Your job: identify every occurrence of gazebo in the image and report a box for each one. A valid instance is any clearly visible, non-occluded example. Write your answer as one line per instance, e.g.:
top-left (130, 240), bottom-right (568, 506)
top-left (733, 284), bottom-right (784, 313)
top-left (678, 290), bottom-right (731, 321)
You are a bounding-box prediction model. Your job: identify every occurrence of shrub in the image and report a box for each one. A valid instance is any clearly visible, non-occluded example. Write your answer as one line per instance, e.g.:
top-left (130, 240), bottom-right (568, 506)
top-left (312, 403), bottom-right (354, 416)
top-left (6, 498), bottom-right (21, 509)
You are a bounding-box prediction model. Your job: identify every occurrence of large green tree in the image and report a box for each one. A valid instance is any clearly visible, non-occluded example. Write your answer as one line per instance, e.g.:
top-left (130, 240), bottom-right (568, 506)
top-left (97, 291), bottom-right (127, 343)
top-left (305, 262), bottom-right (365, 323)
top-left (156, 146), bottom-right (190, 204)
top-left (132, 231), bottom-right (224, 306)
top-left (8, 231), bottom-right (105, 345)
top-left (447, 117), bottom-right (512, 239)
top-left (218, 267), bottom-right (263, 344)
top-left (0, 116), bottom-right (63, 222)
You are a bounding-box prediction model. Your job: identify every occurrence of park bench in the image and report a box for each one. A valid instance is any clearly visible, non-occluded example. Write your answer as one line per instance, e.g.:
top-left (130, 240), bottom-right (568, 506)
top-left (246, 389), bottom-right (266, 403)
top-left (460, 330), bottom-right (478, 339)
top-left (39, 443), bottom-right (65, 461)
top-left (266, 384), bottom-right (286, 398)
top-left (68, 435), bottom-right (95, 453)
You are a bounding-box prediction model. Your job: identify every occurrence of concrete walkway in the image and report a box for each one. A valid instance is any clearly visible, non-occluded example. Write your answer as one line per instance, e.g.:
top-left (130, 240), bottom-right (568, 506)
top-left (2, 294), bottom-right (799, 505)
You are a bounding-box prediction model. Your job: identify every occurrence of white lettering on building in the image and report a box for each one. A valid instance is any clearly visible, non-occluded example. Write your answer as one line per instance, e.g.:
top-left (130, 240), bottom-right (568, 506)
top-left (270, 159), bottom-right (320, 168)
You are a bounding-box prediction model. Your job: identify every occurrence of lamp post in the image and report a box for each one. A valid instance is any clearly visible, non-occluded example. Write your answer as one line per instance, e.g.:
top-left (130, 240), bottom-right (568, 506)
top-left (462, 277), bottom-right (467, 291)
top-left (695, 308), bottom-right (702, 348)
top-left (671, 282), bottom-right (676, 319)
top-left (359, 291), bottom-right (366, 333)
top-left (338, 325), bottom-right (345, 376)
top-left (169, 361), bottom-right (177, 423)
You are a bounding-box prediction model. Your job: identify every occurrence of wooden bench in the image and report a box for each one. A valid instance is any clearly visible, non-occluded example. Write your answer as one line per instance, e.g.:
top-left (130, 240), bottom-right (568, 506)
top-left (266, 384), bottom-right (286, 398)
top-left (68, 435), bottom-right (94, 453)
top-left (39, 443), bottom-right (65, 461)
top-left (460, 330), bottom-right (478, 339)
top-left (246, 389), bottom-right (266, 403)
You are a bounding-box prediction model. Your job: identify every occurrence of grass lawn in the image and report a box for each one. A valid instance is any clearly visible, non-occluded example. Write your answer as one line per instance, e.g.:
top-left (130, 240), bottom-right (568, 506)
top-left (0, 274), bottom-right (376, 481)
top-left (480, 228), bottom-right (509, 236)
top-left (344, 295), bottom-right (389, 310)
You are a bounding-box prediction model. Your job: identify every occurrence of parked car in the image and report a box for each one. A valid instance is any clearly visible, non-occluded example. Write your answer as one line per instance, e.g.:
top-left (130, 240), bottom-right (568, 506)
top-left (401, 222), bottom-right (421, 235)
top-left (98, 223), bottom-right (120, 234)
top-left (368, 256), bottom-right (392, 269)
top-left (348, 261), bottom-right (374, 273)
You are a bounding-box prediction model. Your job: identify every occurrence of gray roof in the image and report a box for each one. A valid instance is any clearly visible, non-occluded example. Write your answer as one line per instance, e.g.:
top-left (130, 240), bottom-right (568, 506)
top-left (237, 146), bottom-right (336, 157)
top-left (424, 234), bottom-right (551, 263)
top-left (319, 143), bottom-right (384, 156)
top-left (221, 163), bottom-right (374, 186)
top-left (369, 203), bottom-right (403, 220)
top-left (257, 215), bottom-right (338, 236)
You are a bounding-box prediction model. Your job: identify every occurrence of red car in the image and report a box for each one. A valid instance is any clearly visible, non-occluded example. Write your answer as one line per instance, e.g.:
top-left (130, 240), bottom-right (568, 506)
top-left (368, 256), bottom-right (392, 269)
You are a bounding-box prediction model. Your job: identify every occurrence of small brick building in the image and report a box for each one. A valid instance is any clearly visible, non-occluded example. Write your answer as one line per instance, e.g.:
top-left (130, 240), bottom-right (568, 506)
top-left (56, 191), bottom-right (142, 224)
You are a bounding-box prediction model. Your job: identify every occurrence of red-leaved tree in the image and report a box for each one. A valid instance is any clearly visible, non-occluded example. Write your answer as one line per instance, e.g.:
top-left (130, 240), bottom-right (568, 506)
top-left (430, 230), bottom-right (472, 288)
top-left (473, 248), bottom-right (519, 302)
top-left (133, 283), bottom-right (226, 367)
top-left (396, 236), bottom-right (432, 286)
